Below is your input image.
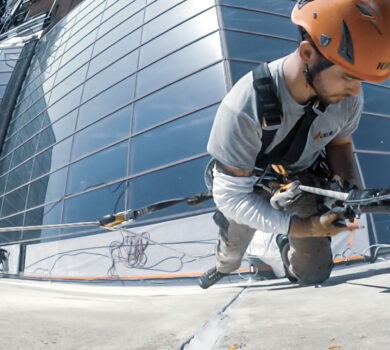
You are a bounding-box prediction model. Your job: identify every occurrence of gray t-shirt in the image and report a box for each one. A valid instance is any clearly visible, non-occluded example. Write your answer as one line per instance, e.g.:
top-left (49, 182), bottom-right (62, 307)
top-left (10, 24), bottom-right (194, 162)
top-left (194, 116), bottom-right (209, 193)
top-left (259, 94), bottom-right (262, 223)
top-left (207, 57), bottom-right (363, 173)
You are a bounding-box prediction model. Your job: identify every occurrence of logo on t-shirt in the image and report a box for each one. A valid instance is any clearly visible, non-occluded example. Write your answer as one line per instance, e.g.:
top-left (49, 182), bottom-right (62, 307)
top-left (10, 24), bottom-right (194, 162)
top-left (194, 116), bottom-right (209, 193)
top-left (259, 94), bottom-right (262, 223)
top-left (316, 130), bottom-right (336, 140)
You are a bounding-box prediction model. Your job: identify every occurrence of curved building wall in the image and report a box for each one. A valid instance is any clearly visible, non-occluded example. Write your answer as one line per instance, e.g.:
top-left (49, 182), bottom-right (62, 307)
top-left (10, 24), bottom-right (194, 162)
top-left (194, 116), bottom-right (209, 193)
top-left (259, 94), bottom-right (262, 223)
top-left (0, 0), bottom-right (225, 246)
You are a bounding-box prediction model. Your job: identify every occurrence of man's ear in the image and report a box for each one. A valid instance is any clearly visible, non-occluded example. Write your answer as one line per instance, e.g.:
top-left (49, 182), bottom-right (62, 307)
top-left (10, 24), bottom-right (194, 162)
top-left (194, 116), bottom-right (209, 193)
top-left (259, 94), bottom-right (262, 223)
top-left (298, 41), bottom-right (317, 65)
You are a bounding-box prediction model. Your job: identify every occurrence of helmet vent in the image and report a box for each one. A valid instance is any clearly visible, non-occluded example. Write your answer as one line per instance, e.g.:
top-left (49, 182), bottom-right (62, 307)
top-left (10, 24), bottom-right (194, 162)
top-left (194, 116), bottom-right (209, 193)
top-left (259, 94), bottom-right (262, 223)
top-left (355, 3), bottom-right (374, 17)
top-left (297, 0), bottom-right (313, 9)
top-left (338, 21), bottom-right (354, 64)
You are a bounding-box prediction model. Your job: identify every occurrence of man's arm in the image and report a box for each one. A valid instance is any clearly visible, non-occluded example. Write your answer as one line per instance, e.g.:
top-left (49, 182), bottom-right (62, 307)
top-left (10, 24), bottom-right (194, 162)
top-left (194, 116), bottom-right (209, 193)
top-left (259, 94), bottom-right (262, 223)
top-left (213, 162), bottom-right (359, 237)
top-left (325, 135), bottom-right (359, 186)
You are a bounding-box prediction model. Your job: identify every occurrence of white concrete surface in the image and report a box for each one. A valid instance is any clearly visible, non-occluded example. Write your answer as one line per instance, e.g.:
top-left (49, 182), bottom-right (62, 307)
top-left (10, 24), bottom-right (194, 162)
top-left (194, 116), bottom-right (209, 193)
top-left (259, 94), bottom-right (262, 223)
top-left (0, 260), bottom-right (389, 350)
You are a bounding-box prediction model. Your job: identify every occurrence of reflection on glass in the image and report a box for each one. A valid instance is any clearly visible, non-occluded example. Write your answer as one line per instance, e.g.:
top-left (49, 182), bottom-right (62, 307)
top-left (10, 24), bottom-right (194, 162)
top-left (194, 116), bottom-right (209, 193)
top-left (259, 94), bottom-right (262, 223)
top-left (46, 85), bottom-right (83, 123)
top-left (0, 213), bottom-right (22, 244)
top-left (10, 135), bottom-right (39, 169)
top-left (137, 32), bottom-right (222, 96)
top-left (27, 168), bottom-right (67, 209)
top-left (63, 182), bottom-right (126, 223)
top-left (93, 11), bottom-right (143, 56)
top-left (2, 185), bottom-right (28, 216)
top-left (142, 0), bottom-right (214, 43)
top-left (225, 31), bottom-right (297, 62)
top-left (72, 105), bottom-right (131, 160)
top-left (55, 45), bottom-right (93, 86)
top-left (88, 30), bottom-right (140, 78)
top-left (23, 201), bottom-right (62, 241)
top-left (144, 0), bottom-right (181, 22)
top-left (5, 160), bottom-right (33, 192)
top-left (77, 76), bottom-right (135, 129)
top-left (130, 105), bottom-right (217, 174)
top-left (83, 53), bottom-right (137, 102)
top-left (129, 156), bottom-right (214, 222)
top-left (66, 141), bottom-right (127, 195)
top-left (100, 0), bottom-right (145, 35)
top-left (49, 64), bottom-right (88, 105)
top-left (31, 137), bottom-right (72, 179)
top-left (139, 8), bottom-right (218, 68)
top-left (133, 63), bottom-right (226, 132)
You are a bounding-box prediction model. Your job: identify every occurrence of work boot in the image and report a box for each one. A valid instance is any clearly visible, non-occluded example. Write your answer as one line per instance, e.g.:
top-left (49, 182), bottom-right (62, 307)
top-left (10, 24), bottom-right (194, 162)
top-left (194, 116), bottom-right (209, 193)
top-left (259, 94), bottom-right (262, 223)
top-left (276, 234), bottom-right (298, 283)
top-left (198, 267), bottom-right (227, 289)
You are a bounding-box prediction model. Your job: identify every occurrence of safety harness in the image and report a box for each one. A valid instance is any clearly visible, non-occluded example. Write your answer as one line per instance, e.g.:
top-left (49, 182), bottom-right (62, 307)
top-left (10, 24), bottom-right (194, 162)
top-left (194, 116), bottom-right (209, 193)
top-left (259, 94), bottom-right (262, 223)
top-left (253, 62), bottom-right (328, 176)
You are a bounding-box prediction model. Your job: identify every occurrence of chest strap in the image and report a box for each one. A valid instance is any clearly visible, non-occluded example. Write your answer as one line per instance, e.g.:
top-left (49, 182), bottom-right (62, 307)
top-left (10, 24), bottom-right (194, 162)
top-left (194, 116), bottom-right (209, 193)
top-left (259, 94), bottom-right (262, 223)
top-left (252, 63), bottom-right (327, 170)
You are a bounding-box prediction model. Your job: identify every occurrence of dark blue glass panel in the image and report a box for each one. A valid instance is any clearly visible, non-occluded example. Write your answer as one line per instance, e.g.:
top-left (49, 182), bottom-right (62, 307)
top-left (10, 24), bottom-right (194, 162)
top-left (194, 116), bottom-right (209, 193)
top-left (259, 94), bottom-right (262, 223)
top-left (66, 141), bottom-right (128, 195)
top-left (23, 201), bottom-right (62, 241)
top-left (372, 214), bottom-right (390, 244)
top-left (0, 174), bottom-right (7, 196)
top-left (133, 63), bottom-right (226, 132)
top-left (31, 137), bottom-right (72, 179)
top-left (128, 156), bottom-right (214, 222)
top-left (72, 105), bottom-right (131, 160)
top-left (27, 168), bottom-right (67, 209)
top-left (142, 0), bottom-right (214, 43)
top-left (0, 214), bottom-right (23, 245)
top-left (220, 0), bottom-right (295, 15)
top-left (136, 32), bottom-right (222, 96)
top-left (230, 61), bottom-right (259, 84)
top-left (0, 155), bottom-right (12, 176)
top-left (353, 114), bottom-right (390, 152)
top-left (139, 8), bottom-right (218, 68)
top-left (10, 135), bottom-right (39, 168)
top-left (2, 185), bottom-right (28, 216)
top-left (63, 182), bottom-right (126, 223)
top-left (36, 123), bottom-right (59, 153)
top-left (362, 83), bottom-right (390, 116)
top-left (130, 105), bottom-right (217, 174)
top-left (5, 160), bottom-right (33, 192)
top-left (225, 30), bottom-right (297, 62)
top-left (222, 7), bottom-right (297, 39)
top-left (77, 75), bottom-right (135, 130)
top-left (357, 153), bottom-right (390, 188)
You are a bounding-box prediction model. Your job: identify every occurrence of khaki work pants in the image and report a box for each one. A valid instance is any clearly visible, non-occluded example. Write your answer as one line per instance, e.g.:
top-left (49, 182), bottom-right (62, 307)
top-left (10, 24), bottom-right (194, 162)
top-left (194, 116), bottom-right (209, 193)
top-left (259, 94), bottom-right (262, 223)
top-left (214, 176), bottom-right (334, 284)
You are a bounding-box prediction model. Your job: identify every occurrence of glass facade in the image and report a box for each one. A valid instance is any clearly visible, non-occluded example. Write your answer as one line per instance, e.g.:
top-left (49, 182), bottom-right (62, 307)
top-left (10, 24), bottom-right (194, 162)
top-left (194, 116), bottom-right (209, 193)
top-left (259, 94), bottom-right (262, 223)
top-left (0, 0), bottom-right (224, 245)
top-left (0, 0), bottom-right (389, 252)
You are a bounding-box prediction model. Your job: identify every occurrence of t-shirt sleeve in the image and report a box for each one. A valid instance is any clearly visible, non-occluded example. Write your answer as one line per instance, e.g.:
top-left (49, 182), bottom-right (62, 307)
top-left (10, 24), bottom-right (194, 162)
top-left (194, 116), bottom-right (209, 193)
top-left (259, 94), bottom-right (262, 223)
top-left (335, 91), bottom-right (364, 139)
top-left (207, 75), bottom-right (262, 171)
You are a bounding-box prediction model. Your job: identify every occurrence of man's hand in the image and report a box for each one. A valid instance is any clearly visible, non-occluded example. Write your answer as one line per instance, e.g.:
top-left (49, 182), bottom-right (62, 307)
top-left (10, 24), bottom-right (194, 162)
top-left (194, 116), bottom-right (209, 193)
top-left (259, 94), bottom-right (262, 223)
top-left (289, 212), bottom-right (360, 238)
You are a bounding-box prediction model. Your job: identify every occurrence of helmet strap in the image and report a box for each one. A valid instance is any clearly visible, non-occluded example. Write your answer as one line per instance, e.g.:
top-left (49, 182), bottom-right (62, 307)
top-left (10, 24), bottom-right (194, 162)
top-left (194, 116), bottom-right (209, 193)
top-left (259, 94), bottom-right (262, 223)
top-left (304, 59), bottom-right (334, 88)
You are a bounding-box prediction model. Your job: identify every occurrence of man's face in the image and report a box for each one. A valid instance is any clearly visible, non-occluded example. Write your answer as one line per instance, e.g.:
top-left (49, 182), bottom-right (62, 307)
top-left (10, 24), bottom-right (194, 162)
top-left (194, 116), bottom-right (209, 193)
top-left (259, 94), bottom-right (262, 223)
top-left (312, 63), bottom-right (362, 105)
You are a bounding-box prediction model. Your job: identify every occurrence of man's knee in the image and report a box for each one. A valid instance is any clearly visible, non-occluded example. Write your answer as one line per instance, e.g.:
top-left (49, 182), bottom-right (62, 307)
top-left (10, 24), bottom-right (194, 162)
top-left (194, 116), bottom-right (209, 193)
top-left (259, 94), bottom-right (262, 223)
top-left (288, 236), bottom-right (334, 284)
top-left (293, 259), bottom-right (334, 284)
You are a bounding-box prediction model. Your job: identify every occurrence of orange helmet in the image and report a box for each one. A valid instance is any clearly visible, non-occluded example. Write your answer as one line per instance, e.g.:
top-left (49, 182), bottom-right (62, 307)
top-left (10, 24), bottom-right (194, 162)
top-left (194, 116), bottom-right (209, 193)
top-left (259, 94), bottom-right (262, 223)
top-left (292, 0), bottom-right (390, 82)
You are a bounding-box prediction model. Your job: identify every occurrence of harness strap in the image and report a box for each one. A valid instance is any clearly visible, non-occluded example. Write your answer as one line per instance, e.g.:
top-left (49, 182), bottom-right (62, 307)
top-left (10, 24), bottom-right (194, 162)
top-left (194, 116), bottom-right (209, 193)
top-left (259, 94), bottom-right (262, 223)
top-left (252, 62), bottom-right (328, 169)
top-left (252, 63), bottom-right (282, 167)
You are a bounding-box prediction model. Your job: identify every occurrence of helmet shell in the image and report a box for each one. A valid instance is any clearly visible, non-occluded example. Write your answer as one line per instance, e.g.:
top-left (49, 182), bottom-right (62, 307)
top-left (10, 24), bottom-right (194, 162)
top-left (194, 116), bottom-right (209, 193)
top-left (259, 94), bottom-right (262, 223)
top-left (292, 0), bottom-right (390, 82)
